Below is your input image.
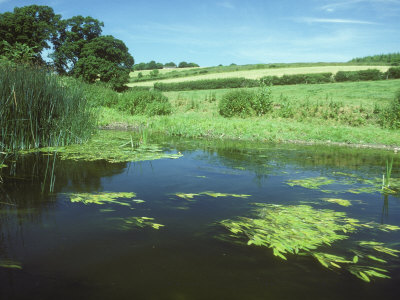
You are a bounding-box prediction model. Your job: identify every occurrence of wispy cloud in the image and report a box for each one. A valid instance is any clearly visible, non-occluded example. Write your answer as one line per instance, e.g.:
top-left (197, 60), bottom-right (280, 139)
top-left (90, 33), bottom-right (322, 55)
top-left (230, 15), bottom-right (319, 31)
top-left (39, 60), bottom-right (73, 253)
top-left (319, 0), bottom-right (400, 12)
top-left (0, 0), bottom-right (11, 4)
top-left (297, 17), bottom-right (379, 25)
top-left (217, 1), bottom-right (235, 9)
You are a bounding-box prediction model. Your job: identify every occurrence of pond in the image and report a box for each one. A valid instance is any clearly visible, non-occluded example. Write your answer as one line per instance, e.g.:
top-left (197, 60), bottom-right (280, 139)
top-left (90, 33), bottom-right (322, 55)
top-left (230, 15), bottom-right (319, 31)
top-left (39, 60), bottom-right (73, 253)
top-left (1, 131), bottom-right (399, 300)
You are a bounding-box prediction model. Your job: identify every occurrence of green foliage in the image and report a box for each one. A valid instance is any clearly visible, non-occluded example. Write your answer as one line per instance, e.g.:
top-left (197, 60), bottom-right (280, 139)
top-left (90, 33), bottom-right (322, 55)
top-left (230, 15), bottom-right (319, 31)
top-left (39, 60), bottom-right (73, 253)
top-left (0, 41), bottom-right (37, 64)
top-left (150, 69), bottom-right (159, 77)
top-left (387, 67), bottom-right (400, 79)
top-left (134, 60), bottom-right (164, 70)
top-left (68, 192), bottom-right (136, 206)
top-left (48, 130), bottom-right (182, 163)
top-left (220, 203), bottom-right (400, 282)
top-left (218, 85), bottom-right (273, 118)
top-left (51, 15), bottom-right (104, 74)
top-left (335, 69), bottom-right (384, 82)
top-left (178, 61), bottom-right (199, 68)
top-left (252, 83), bottom-right (273, 116)
top-left (261, 73), bottom-right (333, 85)
top-left (154, 78), bottom-right (259, 91)
top-left (379, 89), bottom-right (400, 129)
top-left (349, 53), bottom-right (400, 66)
top-left (0, 5), bottom-right (60, 64)
top-left (218, 89), bottom-right (254, 118)
top-left (0, 64), bottom-right (96, 153)
top-left (117, 90), bottom-right (172, 116)
top-left (73, 35), bottom-right (134, 91)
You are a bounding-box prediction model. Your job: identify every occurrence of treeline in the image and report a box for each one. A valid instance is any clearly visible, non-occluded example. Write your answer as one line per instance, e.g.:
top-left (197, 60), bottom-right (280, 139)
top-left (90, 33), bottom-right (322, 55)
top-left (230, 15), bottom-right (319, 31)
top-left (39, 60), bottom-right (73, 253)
top-left (153, 67), bottom-right (400, 92)
top-left (349, 53), bottom-right (400, 66)
top-left (0, 5), bottom-right (134, 90)
top-left (134, 60), bottom-right (199, 70)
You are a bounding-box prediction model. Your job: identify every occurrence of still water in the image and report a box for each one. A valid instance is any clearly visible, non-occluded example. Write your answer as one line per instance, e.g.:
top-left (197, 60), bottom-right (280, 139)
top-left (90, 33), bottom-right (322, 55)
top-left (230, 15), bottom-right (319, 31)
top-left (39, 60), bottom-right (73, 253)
top-left (1, 132), bottom-right (399, 300)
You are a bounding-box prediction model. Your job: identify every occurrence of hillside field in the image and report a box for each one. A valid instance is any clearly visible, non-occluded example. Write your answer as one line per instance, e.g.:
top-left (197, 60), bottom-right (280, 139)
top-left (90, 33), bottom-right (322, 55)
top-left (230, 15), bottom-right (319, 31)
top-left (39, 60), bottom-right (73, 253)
top-left (128, 65), bottom-right (390, 87)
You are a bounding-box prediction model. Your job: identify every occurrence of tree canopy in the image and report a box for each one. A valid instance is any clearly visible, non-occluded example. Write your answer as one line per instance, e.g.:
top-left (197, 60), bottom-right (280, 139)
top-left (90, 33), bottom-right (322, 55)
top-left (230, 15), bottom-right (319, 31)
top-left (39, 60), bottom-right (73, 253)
top-left (74, 35), bottom-right (134, 90)
top-left (51, 15), bottom-right (104, 74)
top-left (0, 5), bottom-right (60, 63)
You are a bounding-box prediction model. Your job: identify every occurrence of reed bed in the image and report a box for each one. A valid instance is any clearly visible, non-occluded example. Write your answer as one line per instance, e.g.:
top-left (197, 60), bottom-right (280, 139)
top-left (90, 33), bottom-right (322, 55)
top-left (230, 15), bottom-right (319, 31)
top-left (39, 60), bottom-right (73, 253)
top-left (0, 64), bottom-right (97, 153)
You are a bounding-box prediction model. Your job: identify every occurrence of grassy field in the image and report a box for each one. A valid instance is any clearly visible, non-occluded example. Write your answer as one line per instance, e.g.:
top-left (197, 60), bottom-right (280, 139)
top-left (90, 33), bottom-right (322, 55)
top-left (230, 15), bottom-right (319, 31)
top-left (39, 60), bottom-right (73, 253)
top-left (128, 65), bottom-right (390, 87)
top-left (100, 79), bottom-right (400, 147)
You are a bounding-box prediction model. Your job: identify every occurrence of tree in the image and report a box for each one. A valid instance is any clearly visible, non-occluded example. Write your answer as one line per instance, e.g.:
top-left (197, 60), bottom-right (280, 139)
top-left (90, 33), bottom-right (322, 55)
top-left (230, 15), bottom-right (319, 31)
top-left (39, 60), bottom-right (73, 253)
top-left (164, 62), bottom-right (177, 68)
top-left (0, 5), bottom-right (60, 64)
top-left (51, 15), bottom-right (103, 74)
top-left (73, 35), bottom-right (134, 90)
top-left (0, 41), bottom-right (37, 64)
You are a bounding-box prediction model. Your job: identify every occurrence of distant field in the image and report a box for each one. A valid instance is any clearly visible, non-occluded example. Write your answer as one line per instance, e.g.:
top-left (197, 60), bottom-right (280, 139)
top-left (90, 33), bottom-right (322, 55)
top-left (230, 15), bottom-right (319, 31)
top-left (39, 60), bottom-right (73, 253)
top-left (128, 65), bottom-right (390, 87)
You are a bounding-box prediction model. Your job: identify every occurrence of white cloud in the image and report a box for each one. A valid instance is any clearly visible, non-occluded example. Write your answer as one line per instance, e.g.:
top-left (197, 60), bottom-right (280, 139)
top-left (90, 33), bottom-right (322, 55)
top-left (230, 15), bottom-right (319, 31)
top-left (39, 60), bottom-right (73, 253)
top-left (298, 17), bottom-right (379, 25)
top-left (319, 0), bottom-right (400, 12)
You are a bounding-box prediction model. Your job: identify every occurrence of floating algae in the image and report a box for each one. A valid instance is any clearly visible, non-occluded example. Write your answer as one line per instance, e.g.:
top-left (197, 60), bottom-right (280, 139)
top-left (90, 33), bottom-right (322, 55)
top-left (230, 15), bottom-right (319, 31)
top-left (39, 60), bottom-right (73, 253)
top-left (287, 174), bottom-right (400, 196)
top-left (219, 203), bottom-right (400, 282)
top-left (0, 260), bottom-right (22, 270)
top-left (68, 192), bottom-right (136, 207)
top-left (173, 191), bottom-right (251, 202)
top-left (286, 177), bottom-right (335, 190)
top-left (35, 131), bottom-right (182, 163)
top-left (111, 216), bottom-right (164, 230)
top-left (321, 198), bottom-right (352, 207)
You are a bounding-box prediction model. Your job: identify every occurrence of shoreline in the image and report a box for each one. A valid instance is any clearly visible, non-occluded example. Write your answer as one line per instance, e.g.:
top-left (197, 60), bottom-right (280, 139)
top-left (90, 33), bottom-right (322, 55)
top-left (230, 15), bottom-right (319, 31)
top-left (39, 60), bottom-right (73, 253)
top-left (100, 122), bottom-right (400, 152)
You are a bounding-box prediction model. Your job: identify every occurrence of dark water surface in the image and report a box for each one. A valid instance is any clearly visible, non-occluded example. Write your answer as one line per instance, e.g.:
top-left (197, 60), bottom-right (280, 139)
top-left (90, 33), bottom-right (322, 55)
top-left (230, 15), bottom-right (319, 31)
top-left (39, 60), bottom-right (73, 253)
top-left (1, 134), bottom-right (400, 300)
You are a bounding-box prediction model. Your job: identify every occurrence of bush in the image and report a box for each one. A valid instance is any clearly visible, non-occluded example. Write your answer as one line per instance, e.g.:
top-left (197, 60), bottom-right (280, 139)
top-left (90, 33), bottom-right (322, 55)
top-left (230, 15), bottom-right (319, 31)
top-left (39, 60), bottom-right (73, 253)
top-left (219, 85), bottom-right (273, 118)
top-left (380, 89), bottom-right (400, 129)
top-left (260, 73), bottom-right (332, 85)
top-left (335, 69), bottom-right (384, 82)
top-left (219, 89), bottom-right (253, 117)
top-left (0, 64), bottom-right (96, 152)
top-left (117, 90), bottom-right (171, 116)
top-left (387, 67), bottom-right (400, 79)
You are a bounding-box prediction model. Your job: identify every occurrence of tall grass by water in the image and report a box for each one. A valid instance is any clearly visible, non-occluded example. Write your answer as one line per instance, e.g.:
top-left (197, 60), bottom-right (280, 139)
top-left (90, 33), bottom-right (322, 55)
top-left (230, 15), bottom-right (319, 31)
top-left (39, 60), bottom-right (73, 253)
top-left (0, 64), bottom-right (97, 153)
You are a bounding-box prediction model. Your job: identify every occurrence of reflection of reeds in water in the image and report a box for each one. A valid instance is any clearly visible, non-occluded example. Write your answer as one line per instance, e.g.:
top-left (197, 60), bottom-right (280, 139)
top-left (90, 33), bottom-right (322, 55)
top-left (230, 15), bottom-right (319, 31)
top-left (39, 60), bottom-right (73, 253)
top-left (382, 158), bottom-right (393, 191)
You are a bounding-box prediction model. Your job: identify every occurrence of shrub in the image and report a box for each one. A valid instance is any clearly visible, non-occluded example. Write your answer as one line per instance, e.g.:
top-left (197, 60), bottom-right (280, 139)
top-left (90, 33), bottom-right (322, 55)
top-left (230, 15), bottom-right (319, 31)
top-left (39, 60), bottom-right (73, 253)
top-left (335, 69), bottom-right (384, 82)
top-left (117, 90), bottom-right (172, 116)
top-left (380, 89), bottom-right (400, 129)
top-left (260, 73), bottom-right (332, 85)
top-left (219, 85), bottom-right (273, 118)
top-left (252, 83), bottom-right (273, 115)
top-left (387, 67), bottom-right (400, 79)
top-left (219, 89), bottom-right (253, 117)
top-left (0, 64), bottom-right (97, 152)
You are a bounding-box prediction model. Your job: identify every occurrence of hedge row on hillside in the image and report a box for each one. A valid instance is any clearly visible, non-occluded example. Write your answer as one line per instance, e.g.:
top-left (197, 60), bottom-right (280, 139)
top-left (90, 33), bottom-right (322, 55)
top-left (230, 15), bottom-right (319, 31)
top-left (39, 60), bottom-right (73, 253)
top-left (153, 77), bottom-right (259, 91)
top-left (151, 67), bottom-right (400, 91)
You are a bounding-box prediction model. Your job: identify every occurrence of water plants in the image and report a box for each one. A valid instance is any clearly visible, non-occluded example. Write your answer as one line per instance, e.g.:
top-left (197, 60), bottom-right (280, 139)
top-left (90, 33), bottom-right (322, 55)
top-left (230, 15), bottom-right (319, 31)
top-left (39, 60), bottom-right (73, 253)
top-left (47, 130), bottom-right (182, 163)
top-left (0, 260), bottom-right (22, 270)
top-left (111, 216), bottom-right (164, 230)
top-left (68, 192), bottom-right (136, 207)
top-left (173, 191), bottom-right (251, 202)
top-left (219, 203), bottom-right (400, 282)
top-left (321, 198), bottom-right (352, 207)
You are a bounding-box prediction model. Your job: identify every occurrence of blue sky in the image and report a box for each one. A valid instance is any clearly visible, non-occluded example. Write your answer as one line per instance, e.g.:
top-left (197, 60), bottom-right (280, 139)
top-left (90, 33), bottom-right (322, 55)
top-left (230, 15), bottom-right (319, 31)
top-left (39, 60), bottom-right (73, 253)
top-left (1, 0), bottom-right (399, 66)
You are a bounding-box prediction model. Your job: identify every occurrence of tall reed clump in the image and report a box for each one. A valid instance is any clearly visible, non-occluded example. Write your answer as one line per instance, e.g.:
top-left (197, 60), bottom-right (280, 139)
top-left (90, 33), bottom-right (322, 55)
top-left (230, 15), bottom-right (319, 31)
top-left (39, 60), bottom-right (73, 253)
top-left (379, 89), bottom-right (400, 129)
top-left (0, 64), bottom-right (97, 153)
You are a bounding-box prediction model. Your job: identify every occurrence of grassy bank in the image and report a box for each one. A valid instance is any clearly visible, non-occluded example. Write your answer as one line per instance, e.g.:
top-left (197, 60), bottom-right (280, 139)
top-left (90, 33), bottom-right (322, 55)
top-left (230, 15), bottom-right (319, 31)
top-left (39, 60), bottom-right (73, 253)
top-left (97, 79), bottom-right (400, 147)
top-left (98, 109), bottom-right (400, 147)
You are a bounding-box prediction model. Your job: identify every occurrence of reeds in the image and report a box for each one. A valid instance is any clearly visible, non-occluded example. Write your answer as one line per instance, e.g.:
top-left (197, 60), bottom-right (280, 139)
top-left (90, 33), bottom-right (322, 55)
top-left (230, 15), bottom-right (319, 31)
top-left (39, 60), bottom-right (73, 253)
top-left (0, 64), bottom-right (97, 153)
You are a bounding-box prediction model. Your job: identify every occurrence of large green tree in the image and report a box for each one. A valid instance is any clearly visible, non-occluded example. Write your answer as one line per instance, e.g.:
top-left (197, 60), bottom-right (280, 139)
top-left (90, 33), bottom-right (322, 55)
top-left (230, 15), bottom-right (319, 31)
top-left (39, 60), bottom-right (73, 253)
top-left (0, 5), bottom-right (60, 64)
top-left (74, 35), bottom-right (134, 90)
top-left (51, 15), bottom-right (103, 74)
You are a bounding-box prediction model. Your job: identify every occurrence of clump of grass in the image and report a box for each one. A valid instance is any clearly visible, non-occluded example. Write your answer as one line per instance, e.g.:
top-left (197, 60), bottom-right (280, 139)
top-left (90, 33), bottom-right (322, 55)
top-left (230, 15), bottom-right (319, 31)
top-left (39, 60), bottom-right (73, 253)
top-left (0, 64), bottom-right (97, 153)
top-left (117, 90), bottom-right (172, 116)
